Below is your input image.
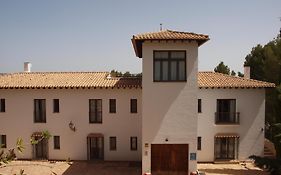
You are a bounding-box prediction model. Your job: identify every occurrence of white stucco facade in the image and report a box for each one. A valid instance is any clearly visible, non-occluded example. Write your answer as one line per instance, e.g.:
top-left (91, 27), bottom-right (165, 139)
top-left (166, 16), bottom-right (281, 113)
top-left (197, 88), bottom-right (265, 162)
top-left (141, 40), bottom-right (199, 173)
top-left (0, 88), bottom-right (142, 161)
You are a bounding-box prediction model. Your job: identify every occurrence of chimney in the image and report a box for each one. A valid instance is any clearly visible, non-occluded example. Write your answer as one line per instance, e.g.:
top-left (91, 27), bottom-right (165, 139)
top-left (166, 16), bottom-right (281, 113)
top-left (244, 66), bottom-right (250, 79)
top-left (24, 62), bottom-right (32, 72)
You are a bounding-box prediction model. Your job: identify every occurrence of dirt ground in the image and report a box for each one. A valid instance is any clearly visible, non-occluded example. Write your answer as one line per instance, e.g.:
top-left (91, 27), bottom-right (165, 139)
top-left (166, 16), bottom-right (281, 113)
top-left (0, 161), bottom-right (269, 175)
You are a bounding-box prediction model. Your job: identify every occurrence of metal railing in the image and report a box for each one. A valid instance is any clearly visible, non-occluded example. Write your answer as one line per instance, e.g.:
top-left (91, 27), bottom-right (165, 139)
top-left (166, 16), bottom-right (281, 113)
top-left (215, 112), bottom-right (240, 124)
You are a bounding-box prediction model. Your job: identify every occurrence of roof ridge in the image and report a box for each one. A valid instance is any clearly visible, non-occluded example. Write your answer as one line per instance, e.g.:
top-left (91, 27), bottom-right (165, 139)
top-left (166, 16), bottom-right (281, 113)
top-left (166, 30), bottom-right (208, 37)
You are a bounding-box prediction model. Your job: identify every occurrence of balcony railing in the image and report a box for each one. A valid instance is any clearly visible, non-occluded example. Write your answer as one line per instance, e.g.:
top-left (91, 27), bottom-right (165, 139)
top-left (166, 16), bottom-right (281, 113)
top-left (215, 112), bottom-right (240, 124)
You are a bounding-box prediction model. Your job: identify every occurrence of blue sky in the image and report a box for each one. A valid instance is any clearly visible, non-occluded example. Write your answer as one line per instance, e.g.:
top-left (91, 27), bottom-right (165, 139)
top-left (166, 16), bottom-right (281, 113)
top-left (0, 0), bottom-right (280, 73)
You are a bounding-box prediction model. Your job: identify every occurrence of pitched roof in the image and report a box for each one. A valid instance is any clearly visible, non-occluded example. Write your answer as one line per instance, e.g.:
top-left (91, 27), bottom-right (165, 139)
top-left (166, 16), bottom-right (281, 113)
top-left (0, 71), bottom-right (275, 89)
top-left (0, 72), bottom-right (141, 89)
top-left (132, 30), bottom-right (209, 58)
top-left (198, 72), bottom-right (275, 88)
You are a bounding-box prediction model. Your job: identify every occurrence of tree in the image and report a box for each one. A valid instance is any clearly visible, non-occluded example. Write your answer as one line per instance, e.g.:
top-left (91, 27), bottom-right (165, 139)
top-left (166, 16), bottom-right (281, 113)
top-left (231, 70), bottom-right (236, 76)
top-left (214, 61), bottom-right (230, 75)
top-left (237, 72), bottom-right (244, 77)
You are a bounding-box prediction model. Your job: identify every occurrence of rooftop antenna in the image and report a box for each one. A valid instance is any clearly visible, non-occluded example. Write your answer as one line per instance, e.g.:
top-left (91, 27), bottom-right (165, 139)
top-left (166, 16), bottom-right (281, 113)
top-left (160, 23), bottom-right (163, 31)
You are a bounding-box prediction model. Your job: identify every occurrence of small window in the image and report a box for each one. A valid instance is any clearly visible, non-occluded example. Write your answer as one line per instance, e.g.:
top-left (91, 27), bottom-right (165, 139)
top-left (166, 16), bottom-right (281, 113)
top-left (109, 136), bottom-right (117, 151)
top-left (130, 99), bottom-right (137, 113)
top-left (197, 137), bottom-right (201, 150)
top-left (89, 99), bottom-right (102, 123)
top-left (198, 99), bottom-right (202, 113)
top-left (130, 137), bottom-right (137, 151)
top-left (34, 99), bottom-right (46, 123)
top-left (109, 99), bottom-right (116, 113)
top-left (0, 99), bottom-right (5, 112)
top-left (0, 135), bottom-right (7, 148)
top-left (53, 99), bottom-right (60, 113)
top-left (54, 136), bottom-right (60, 149)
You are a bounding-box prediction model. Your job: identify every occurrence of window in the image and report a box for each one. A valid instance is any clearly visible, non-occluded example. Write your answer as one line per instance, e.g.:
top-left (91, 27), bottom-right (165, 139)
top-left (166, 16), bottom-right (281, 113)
top-left (0, 99), bottom-right (5, 112)
top-left (54, 136), bottom-right (60, 149)
top-left (198, 99), bottom-right (202, 113)
top-left (34, 99), bottom-right (46, 123)
top-left (215, 137), bottom-right (238, 160)
top-left (216, 99), bottom-right (239, 124)
top-left (109, 137), bottom-right (117, 151)
top-left (130, 99), bottom-right (137, 113)
top-left (153, 51), bottom-right (186, 82)
top-left (89, 99), bottom-right (102, 123)
top-left (197, 137), bottom-right (201, 150)
top-left (53, 99), bottom-right (60, 113)
top-left (109, 99), bottom-right (116, 113)
top-left (130, 137), bottom-right (137, 151)
top-left (0, 135), bottom-right (6, 148)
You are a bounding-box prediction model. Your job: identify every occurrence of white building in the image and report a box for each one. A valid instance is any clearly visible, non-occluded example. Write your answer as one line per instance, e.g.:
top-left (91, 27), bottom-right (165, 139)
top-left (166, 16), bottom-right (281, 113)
top-left (0, 30), bottom-right (275, 174)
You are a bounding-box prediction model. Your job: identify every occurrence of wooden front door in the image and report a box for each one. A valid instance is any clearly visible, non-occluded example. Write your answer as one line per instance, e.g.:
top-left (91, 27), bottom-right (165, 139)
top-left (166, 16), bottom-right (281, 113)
top-left (33, 136), bottom-right (48, 159)
top-left (87, 136), bottom-right (104, 160)
top-left (151, 144), bottom-right (189, 175)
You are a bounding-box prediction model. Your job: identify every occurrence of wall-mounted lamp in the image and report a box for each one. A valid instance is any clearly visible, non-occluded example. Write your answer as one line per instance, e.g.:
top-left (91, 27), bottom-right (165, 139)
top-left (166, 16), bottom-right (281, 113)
top-left (69, 121), bottom-right (76, 132)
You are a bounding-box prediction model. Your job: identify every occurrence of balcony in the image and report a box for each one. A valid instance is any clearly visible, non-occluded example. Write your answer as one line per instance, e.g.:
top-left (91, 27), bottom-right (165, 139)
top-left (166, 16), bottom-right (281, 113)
top-left (215, 112), bottom-right (240, 125)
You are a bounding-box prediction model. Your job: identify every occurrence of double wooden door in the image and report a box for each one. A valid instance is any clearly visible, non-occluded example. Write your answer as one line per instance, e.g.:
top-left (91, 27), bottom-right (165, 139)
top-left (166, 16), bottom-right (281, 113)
top-left (151, 144), bottom-right (189, 175)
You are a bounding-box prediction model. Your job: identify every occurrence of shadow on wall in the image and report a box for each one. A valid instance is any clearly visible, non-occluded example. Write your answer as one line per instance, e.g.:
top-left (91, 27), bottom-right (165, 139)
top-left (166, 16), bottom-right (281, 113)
top-left (62, 161), bottom-right (141, 175)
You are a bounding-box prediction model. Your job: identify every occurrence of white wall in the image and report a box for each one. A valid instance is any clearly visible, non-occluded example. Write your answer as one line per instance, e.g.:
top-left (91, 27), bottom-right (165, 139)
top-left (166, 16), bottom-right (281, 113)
top-left (0, 88), bottom-right (142, 161)
top-left (198, 88), bottom-right (265, 162)
top-left (142, 40), bottom-right (199, 173)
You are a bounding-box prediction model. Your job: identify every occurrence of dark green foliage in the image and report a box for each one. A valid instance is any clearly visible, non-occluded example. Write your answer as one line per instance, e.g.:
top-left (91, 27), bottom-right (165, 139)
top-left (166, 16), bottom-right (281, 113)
top-left (231, 70), bottom-right (236, 76)
top-left (249, 155), bottom-right (281, 175)
top-left (214, 61), bottom-right (230, 75)
top-left (237, 72), bottom-right (244, 77)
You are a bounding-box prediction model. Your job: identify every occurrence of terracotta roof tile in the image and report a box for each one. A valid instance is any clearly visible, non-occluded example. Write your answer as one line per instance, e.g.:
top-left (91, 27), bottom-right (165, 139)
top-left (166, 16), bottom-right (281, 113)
top-left (0, 72), bottom-right (142, 89)
top-left (132, 30), bottom-right (209, 57)
top-left (198, 72), bottom-right (275, 88)
top-left (0, 71), bottom-right (275, 89)
top-left (133, 30), bottom-right (209, 41)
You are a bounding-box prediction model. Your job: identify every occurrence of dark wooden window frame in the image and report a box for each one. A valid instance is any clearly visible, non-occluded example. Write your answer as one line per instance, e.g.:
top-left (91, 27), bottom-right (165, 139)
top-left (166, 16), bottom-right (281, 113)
top-left (197, 136), bottom-right (202, 150)
top-left (153, 50), bottom-right (187, 82)
top-left (109, 136), bottom-right (117, 151)
top-left (34, 99), bottom-right (46, 123)
top-left (130, 99), bottom-right (137, 113)
top-left (109, 99), bottom-right (116, 113)
top-left (0, 135), bottom-right (6, 148)
top-left (53, 99), bottom-right (60, 113)
top-left (89, 99), bottom-right (102, 123)
top-left (0, 99), bottom-right (5, 112)
top-left (130, 137), bottom-right (137, 151)
top-left (53, 136), bottom-right (60, 149)
top-left (216, 99), bottom-right (239, 124)
top-left (198, 99), bottom-right (202, 113)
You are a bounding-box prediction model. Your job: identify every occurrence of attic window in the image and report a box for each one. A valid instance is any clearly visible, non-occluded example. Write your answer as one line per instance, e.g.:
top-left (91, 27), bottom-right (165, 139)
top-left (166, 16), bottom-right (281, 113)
top-left (153, 51), bottom-right (186, 82)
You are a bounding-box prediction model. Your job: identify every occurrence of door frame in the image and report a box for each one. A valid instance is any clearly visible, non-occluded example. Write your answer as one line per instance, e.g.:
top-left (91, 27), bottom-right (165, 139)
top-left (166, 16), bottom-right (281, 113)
top-left (87, 133), bottom-right (104, 161)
